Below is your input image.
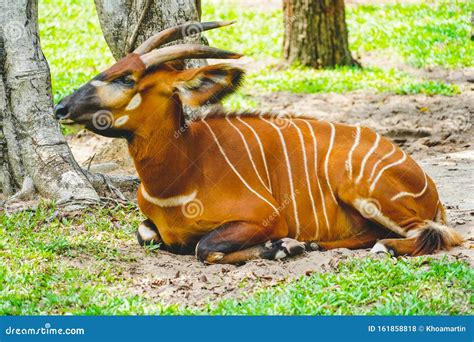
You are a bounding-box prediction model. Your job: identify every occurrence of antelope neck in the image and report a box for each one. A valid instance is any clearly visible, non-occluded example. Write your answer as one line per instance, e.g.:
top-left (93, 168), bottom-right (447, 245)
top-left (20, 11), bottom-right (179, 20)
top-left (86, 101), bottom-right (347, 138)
top-left (128, 99), bottom-right (195, 198)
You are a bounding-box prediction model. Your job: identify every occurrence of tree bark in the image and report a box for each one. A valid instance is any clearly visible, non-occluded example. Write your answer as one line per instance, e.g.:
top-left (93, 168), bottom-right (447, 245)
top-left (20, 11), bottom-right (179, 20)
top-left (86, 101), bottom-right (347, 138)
top-left (283, 0), bottom-right (357, 68)
top-left (0, 0), bottom-right (99, 203)
top-left (94, 1), bottom-right (206, 119)
top-left (94, 0), bottom-right (203, 60)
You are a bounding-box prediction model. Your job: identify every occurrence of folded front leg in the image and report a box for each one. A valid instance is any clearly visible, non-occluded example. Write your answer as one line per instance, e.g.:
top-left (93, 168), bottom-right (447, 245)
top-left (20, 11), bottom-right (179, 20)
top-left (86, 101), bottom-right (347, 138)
top-left (195, 221), bottom-right (306, 264)
top-left (136, 218), bottom-right (162, 246)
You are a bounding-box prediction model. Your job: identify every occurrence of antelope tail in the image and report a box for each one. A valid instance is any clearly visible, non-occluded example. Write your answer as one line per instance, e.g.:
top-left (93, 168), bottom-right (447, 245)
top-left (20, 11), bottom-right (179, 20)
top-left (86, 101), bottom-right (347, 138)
top-left (413, 207), bottom-right (463, 255)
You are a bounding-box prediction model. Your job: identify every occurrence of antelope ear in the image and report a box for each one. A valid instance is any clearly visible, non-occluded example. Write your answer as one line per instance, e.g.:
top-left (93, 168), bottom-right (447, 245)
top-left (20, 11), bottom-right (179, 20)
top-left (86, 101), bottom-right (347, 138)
top-left (174, 64), bottom-right (245, 107)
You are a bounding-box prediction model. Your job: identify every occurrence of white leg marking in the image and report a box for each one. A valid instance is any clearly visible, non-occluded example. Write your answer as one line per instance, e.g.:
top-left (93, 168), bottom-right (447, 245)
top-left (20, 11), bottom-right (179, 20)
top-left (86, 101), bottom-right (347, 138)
top-left (289, 121), bottom-right (319, 238)
top-left (370, 242), bottom-right (389, 254)
top-left (274, 250), bottom-right (287, 259)
top-left (202, 120), bottom-right (278, 213)
top-left (125, 93), bottom-right (141, 111)
top-left (226, 117), bottom-right (271, 193)
top-left (141, 184), bottom-right (197, 207)
top-left (90, 80), bottom-right (108, 87)
top-left (114, 115), bottom-right (129, 127)
top-left (324, 123), bottom-right (338, 204)
top-left (345, 126), bottom-right (361, 180)
top-left (391, 171), bottom-right (428, 201)
top-left (261, 118), bottom-right (300, 236)
top-left (368, 144), bottom-right (396, 181)
top-left (369, 150), bottom-right (407, 194)
top-left (406, 229), bottom-right (421, 238)
top-left (303, 120), bottom-right (329, 236)
top-left (138, 223), bottom-right (158, 241)
top-left (355, 132), bottom-right (381, 184)
top-left (236, 117), bottom-right (272, 192)
top-left (354, 198), bottom-right (407, 237)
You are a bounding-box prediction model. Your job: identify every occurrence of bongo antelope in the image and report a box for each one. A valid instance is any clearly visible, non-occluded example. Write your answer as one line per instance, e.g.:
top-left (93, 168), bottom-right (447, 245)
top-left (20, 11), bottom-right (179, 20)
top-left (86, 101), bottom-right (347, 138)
top-left (55, 21), bottom-right (462, 264)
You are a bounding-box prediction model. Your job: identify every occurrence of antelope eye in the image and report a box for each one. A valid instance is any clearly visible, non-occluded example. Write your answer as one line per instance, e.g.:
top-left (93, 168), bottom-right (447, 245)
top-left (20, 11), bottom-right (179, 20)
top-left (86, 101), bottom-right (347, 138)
top-left (115, 74), bottom-right (135, 86)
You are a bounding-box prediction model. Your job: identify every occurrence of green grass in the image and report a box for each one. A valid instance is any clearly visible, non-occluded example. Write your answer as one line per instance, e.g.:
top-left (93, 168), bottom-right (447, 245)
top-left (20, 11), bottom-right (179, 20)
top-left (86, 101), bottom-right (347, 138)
top-left (245, 65), bottom-right (459, 96)
top-left (39, 0), bottom-right (468, 111)
top-left (348, 1), bottom-right (474, 68)
top-left (204, 258), bottom-right (473, 315)
top-left (16, 2), bottom-right (472, 315)
top-left (1, 203), bottom-right (472, 315)
top-left (204, 0), bottom-right (473, 68)
top-left (38, 0), bottom-right (114, 104)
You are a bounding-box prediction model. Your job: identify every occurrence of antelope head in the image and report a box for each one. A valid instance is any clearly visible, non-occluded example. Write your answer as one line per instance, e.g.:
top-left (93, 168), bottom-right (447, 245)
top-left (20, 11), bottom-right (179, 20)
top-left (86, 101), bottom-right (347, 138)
top-left (54, 21), bottom-right (244, 139)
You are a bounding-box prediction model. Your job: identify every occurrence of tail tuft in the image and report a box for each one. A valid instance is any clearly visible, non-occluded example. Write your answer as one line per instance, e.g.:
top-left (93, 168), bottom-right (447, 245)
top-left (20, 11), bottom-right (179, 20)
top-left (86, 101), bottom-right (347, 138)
top-left (414, 221), bottom-right (463, 255)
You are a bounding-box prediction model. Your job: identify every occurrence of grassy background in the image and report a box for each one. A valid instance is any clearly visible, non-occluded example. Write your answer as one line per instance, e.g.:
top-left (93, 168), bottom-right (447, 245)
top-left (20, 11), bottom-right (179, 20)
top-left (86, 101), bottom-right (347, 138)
top-left (1, 203), bottom-right (472, 315)
top-left (39, 0), bottom-right (472, 105)
top-left (2, 0), bottom-right (470, 315)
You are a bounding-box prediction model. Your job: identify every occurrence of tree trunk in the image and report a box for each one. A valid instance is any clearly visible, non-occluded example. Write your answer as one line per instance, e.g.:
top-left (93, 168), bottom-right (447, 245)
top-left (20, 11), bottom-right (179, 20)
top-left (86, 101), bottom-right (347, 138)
top-left (283, 0), bottom-right (357, 68)
top-left (94, 1), bottom-right (206, 119)
top-left (94, 0), bottom-right (203, 60)
top-left (0, 0), bottom-right (99, 204)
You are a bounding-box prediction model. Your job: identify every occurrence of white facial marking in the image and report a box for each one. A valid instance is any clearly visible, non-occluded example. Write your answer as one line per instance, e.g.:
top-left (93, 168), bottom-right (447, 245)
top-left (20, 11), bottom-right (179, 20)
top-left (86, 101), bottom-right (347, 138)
top-left (141, 184), bottom-right (197, 207)
top-left (138, 224), bottom-right (158, 241)
top-left (125, 93), bottom-right (142, 111)
top-left (114, 115), bottom-right (129, 127)
top-left (90, 80), bottom-right (109, 87)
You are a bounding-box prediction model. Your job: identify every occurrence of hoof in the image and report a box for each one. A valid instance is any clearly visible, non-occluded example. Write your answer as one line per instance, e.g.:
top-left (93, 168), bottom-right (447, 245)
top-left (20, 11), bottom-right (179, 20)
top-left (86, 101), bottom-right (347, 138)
top-left (205, 252), bottom-right (225, 264)
top-left (263, 238), bottom-right (306, 260)
top-left (305, 241), bottom-right (322, 251)
top-left (137, 221), bottom-right (160, 247)
top-left (370, 242), bottom-right (396, 257)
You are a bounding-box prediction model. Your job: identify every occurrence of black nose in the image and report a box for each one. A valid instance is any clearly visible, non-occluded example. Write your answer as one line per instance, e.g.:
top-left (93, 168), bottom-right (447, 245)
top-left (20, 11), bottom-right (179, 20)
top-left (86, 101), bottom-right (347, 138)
top-left (54, 103), bottom-right (69, 120)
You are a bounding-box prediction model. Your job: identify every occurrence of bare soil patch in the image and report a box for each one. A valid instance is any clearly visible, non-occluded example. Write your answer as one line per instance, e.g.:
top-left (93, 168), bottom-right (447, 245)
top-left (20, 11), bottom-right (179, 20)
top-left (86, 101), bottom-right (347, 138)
top-left (63, 149), bottom-right (473, 308)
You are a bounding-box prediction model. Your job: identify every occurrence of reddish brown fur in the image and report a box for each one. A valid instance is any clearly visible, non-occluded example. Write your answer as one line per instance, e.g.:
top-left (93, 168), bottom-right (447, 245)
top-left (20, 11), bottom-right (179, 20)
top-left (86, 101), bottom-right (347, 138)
top-left (57, 35), bottom-right (462, 264)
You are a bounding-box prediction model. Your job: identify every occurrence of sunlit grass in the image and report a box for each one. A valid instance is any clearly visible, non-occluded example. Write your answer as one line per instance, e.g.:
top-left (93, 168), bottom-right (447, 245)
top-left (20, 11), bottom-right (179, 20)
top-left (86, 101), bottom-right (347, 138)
top-left (1, 203), bottom-right (472, 315)
top-left (38, 0), bottom-right (114, 104)
top-left (204, 0), bottom-right (473, 68)
top-left (39, 0), bottom-right (467, 110)
top-left (244, 65), bottom-right (459, 95)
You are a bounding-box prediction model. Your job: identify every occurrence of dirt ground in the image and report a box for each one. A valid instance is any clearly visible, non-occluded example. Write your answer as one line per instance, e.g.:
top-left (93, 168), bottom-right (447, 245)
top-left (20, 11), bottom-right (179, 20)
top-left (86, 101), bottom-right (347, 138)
top-left (66, 68), bottom-right (473, 308)
top-left (65, 148), bottom-right (471, 308)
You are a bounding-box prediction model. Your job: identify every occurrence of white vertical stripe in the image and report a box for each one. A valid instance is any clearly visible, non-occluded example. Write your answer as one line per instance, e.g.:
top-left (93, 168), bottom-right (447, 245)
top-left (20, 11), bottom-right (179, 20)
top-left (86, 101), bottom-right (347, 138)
top-left (261, 118), bottom-right (300, 236)
top-left (303, 120), bottom-right (330, 236)
top-left (355, 132), bottom-right (381, 184)
top-left (226, 117), bottom-right (271, 193)
top-left (369, 150), bottom-right (407, 193)
top-left (202, 120), bottom-right (278, 213)
top-left (289, 120), bottom-right (319, 238)
top-left (391, 171), bottom-right (428, 201)
top-left (236, 117), bottom-right (272, 192)
top-left (368, 144), bottom-right (396, 181)
top-left (324, 123), bottom-right (338, 204)
top-left (346, 126), bottom-right (361, 180)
